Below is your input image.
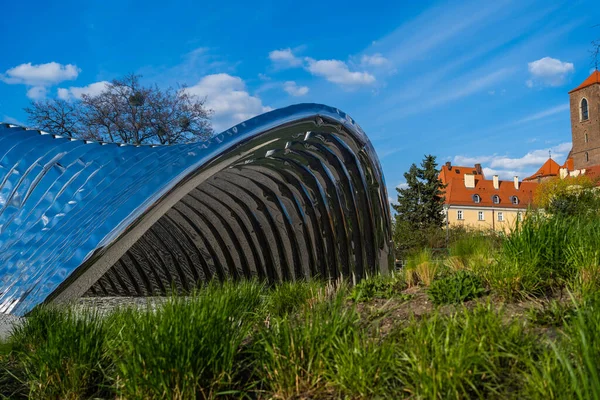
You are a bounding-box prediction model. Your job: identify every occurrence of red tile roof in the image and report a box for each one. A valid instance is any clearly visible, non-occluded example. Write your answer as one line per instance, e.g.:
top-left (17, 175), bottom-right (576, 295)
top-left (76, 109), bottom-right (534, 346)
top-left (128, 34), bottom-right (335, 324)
top-left (439, 164), bottom-right (484, 186)
top-left (578, 165), bottom-right (600, 182)
top-left (442, 176), bottom-right (537, 209)
top-left (562, 157), bottom-right (574, 171)
top-left (523, 158), bottom-right (561, 181)
top-left (569, 70), bottom-right (600, 94)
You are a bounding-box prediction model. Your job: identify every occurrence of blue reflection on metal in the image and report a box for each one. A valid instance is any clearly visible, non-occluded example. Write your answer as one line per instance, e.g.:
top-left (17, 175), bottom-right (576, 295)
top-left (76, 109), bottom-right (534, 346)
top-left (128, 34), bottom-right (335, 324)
top-left (0, 104), bottom-right (393, 316)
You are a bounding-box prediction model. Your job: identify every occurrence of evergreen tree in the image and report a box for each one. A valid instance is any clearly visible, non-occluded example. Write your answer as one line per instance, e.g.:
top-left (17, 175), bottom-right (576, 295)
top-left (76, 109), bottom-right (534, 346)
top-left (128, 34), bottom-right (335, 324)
top-left (393, 155), bottom-right (446, 230)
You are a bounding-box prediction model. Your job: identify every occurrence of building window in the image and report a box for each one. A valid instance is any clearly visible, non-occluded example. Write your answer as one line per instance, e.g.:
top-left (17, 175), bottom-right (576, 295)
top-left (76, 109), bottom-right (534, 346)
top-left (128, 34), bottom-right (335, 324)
top-left (586, 152), bottom-right (589, 162)
top-left (492, 195), bottom-right (500, 204)
top-left (457, 210), bottom-right (463, 220)
top-left (581, 98), bottom-right (589, 121)
top-left (512, 196), bottom-right (519, 205)
top-left (478, 211), bottom-right (484, 221)
top-left (517, 212), bottom-right (523, 221)
top-left (498, 212), bottom-right (504, 221)
top-left (473, 194), bottom-right (481, 203)
top-left (585, 133), bottom-right (589, 143)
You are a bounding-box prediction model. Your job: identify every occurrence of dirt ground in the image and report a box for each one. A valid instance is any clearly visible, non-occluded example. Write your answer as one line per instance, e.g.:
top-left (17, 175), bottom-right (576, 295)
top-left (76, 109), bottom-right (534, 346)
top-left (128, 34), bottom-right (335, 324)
top-left (354, 286), bottom-right (573, 339)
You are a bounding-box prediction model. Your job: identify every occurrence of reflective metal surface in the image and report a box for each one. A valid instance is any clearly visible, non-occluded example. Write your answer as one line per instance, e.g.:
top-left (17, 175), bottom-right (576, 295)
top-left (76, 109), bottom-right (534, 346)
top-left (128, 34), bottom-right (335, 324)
top-left (0, 103), bottom-right (393, 316)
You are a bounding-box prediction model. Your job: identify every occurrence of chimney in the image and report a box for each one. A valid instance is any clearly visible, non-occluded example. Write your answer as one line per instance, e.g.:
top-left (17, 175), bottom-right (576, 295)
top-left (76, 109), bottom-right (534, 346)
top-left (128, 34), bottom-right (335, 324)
top-left (464, 174), bottom-right (475, 189)
top-left (514, 176), bottom-right (519, 190)
top-left (559, 168), bottom-right (568, 179)
top-left (445, 161), bottom-right (452, 170)
top-left (474, 163), bottom-right (482, 175)
top-left (493, 175), bottom-right (499, 190)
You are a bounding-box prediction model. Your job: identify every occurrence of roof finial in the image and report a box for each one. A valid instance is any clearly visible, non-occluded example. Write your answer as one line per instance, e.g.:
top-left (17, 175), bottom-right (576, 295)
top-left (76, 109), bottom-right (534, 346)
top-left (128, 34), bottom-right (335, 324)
top-left (549, 149), bottom-right (552, 160)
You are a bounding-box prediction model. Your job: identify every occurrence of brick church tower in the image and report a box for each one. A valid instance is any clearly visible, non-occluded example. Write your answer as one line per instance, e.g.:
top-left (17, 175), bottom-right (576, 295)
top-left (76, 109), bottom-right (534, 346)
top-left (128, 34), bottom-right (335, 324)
top-left (569, 70), bottom-right (600, 169)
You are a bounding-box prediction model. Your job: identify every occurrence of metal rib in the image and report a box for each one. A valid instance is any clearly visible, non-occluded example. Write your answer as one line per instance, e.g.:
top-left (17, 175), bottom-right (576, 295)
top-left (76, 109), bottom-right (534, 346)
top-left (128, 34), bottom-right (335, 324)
top-left (0, 104), bottom-right (393, 316)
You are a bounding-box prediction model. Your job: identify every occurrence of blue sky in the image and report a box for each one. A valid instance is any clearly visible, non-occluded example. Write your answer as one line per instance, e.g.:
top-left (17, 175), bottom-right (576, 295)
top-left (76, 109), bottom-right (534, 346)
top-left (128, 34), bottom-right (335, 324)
top-left (1, 0), bottom-right (599, 201)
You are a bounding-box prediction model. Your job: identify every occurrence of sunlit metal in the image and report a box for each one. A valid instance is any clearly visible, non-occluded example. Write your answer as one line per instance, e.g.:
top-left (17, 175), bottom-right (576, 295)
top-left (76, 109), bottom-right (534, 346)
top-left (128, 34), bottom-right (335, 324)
top-left (0, 104), bottom-right (393, 316)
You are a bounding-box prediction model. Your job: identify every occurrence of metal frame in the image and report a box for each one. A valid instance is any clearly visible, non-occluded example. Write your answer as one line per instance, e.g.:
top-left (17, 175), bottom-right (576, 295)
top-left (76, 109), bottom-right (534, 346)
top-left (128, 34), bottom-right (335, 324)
top-left (0, 104), bottom-right (393, 316)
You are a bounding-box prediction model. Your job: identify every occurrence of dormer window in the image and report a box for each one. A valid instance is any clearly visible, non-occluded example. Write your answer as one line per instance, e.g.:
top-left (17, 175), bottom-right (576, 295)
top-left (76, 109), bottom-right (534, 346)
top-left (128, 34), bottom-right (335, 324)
top-left (492, 195), bottom-right (500, 204)
top-left (473, 194), bottom-right (481, 203)
top-left (581, 98), bottom-right (589, 121)
top-left (511, 196), bottom-right (519, 205)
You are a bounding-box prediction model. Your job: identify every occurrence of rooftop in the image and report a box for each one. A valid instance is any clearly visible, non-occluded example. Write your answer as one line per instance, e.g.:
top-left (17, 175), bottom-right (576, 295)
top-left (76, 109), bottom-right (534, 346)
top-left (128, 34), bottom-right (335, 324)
top-left (439, 162), bottom-right (484, 186)
top-left (443, 177), bottom-right (536, 208)
top-left (523, 158), bottom-right (561, 182)
top-left (569, 70), bottom-right (600, 94)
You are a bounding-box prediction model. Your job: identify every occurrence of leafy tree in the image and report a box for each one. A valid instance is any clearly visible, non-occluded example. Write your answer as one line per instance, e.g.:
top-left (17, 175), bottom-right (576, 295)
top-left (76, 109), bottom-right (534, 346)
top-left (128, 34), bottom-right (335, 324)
top-left (393, 155), bottom-right (446, 257)
top-left (535, 175), bottom-right (600, 217)
top-left (393, 155), bottom-right (446, 229)
top-left (25, 74), bottom-right (213, 145)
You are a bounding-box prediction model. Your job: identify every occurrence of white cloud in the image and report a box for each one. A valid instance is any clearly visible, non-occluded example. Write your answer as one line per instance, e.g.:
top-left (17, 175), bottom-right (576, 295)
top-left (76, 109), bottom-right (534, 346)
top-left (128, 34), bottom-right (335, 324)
top-left (431, 68), bottom-right (512, 106)
top-left (377, 147), bottom-right (402, 159)
top-left (26, 86), bottom-right (47, 100)
top-left (453, 142), bottom-right (572, 179)
top-left (57, 81), bottom-right (109, 100)
top-left (185, 73), bottom-right (271, 132)
top-left (2, 115), bottom-right (25, 126)
top-left (283, 81), bottom-right (309, 97)
top-left (453, 155), bottom-right (493, 165)
top-left (305, 58), bottom-right (375, 86)
top-left (482, 167), bottom-right (525, 181)
top-left (527, 57), bottom-right (574, 87)
top-left (1, 62), bottom-right (80, 86)
top-left (513, 103), bottom-right (569, 125)
top-left (268, 48), bottom-right (303, 68)
top-left (397, 182), bottom-right (409, 190)
top-left (456, 142), bottom-right (572, 180)
top-left (361, 53), bottom-right (389, 67)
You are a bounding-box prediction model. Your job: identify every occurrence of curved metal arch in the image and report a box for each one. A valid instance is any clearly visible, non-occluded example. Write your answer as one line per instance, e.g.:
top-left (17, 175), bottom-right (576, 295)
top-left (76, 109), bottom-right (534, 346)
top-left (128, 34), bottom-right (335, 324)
top-left (0, 103), bottom-right (393, 316)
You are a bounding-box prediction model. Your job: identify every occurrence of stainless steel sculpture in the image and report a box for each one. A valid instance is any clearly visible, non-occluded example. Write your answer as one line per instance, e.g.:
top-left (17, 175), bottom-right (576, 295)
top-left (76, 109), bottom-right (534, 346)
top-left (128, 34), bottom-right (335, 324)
top-left (0, 103), bottom-right (393, 316)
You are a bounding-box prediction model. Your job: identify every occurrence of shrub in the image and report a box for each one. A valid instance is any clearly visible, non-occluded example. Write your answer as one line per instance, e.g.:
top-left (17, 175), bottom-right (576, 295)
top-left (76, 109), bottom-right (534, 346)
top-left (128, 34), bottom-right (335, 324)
top-left (427, 270), bottom-right (486, 305)
top-left (534, 175), bottom-right (597, 211)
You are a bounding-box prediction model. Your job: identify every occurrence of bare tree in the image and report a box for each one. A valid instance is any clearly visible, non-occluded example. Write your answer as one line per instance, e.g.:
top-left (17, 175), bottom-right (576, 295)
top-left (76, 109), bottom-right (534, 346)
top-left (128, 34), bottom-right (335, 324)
top-left (25, 74), bottom-right (213, 144)
top-left (592, 40), bottom-right (600, 71)
top-left (592, 25), bottom-right (600, 71)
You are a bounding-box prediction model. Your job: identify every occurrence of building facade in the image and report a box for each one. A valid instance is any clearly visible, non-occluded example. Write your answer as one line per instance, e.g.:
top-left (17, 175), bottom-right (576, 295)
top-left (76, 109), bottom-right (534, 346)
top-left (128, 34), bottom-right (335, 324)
top-left (569, 70), bottom-right (600, 170)
top-left (440, 162), bottom-right (536, 231)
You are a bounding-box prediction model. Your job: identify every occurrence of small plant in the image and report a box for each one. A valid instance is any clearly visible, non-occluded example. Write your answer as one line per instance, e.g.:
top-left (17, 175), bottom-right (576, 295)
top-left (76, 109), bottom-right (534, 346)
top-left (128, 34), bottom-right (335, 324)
top-left (404, 248), bottom-right (439, 286)
top-left (348, 274), bottom-right (406, 302)
top-left (427, 270), bottom-right (486, 305)
top-left (527, 300), bottom-right (575, 327)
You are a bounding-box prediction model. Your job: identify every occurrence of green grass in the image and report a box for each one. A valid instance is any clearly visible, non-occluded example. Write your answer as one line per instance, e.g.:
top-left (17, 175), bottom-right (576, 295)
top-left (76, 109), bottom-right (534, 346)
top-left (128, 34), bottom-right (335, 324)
top-left (392, 303), bottom-right (541, 399)
top-left (4, 212), bottom-right (600, 398)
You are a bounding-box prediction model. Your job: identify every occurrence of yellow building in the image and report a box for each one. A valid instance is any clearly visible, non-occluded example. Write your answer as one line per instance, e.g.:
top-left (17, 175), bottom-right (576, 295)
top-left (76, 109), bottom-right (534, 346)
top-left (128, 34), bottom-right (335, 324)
top-left (440, 162), bottom-right (537, 231)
